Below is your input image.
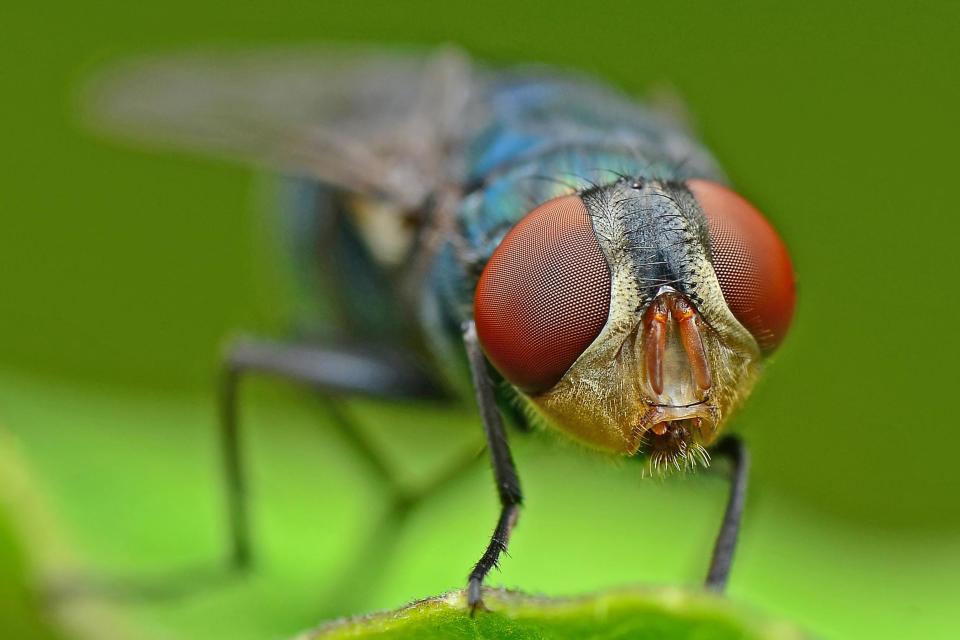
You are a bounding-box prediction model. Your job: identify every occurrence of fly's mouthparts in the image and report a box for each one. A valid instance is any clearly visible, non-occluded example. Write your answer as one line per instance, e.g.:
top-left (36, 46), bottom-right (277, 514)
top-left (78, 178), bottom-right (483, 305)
top-left (637, 417), bottom-right (714, 473)
top-left (630, 391), bottom-right (720, 456)
top-left (637, 402), bottom-right (719, 431)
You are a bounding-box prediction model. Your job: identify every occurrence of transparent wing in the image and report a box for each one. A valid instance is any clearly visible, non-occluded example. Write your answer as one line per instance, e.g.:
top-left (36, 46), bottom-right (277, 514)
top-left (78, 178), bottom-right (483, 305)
top-left (83, 46), bottom-right (481, 209)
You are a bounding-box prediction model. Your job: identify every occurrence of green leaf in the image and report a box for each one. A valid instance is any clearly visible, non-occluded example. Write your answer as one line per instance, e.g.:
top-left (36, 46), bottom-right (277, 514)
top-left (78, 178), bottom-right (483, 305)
top-left (302, 587), bottom-right (806, 640)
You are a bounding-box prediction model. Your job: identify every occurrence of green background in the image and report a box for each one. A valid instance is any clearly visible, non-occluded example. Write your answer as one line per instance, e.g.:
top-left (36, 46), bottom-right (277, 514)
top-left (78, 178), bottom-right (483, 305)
top-left (1, 1), bottom-right (958, 639)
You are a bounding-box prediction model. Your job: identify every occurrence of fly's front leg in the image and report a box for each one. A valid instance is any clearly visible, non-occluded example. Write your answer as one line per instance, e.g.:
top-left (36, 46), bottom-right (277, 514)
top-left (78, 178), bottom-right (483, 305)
top-left (462, 321), bottom-right (523, 613)
top-left (704, 435), bottom-right (749, 591)
top-left (220, 336), bottom-right (445, 570)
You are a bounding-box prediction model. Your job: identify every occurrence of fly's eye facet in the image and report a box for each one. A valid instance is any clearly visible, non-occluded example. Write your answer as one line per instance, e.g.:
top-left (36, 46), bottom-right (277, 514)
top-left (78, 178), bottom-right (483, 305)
top-left (689, 179), bottom-right (796, 354)
top-left (474, 195), bottom-right (612, 393)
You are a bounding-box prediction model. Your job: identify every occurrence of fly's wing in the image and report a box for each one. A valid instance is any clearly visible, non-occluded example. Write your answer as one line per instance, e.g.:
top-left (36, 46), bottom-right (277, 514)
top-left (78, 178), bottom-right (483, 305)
top-left (83, 47), bottom-right (480, 210)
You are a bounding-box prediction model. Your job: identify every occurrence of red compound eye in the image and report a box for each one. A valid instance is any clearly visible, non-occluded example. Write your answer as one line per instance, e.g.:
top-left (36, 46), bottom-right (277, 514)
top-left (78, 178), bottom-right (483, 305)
top-left (474, 195), bottom-right (612, 393)
top-left (689, 179), bottom-right (796, 354)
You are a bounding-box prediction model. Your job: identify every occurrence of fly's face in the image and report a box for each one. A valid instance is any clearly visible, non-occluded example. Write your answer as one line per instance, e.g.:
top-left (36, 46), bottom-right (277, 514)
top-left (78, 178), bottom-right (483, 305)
top-left (474, 179), bottom-right (795, 471)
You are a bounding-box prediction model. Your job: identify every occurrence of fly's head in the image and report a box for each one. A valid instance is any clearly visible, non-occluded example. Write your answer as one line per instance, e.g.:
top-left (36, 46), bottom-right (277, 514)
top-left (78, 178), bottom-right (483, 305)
top-left (474, 178), bottom-right (795, 473)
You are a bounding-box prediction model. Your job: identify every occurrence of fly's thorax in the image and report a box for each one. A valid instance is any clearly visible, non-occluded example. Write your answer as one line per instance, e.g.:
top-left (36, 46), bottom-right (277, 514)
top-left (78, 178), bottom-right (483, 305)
top-left (527, 179), bottom-right (763, 457)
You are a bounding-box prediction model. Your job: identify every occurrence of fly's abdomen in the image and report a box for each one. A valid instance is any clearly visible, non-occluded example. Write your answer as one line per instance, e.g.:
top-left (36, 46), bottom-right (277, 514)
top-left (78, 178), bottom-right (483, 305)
top-left (276, 179), bottom-right (416, 345)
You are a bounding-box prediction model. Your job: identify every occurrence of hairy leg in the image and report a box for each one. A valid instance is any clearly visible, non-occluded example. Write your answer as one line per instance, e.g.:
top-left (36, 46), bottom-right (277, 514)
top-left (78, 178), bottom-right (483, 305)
top-left (462, 322), bottom-right (523, 613)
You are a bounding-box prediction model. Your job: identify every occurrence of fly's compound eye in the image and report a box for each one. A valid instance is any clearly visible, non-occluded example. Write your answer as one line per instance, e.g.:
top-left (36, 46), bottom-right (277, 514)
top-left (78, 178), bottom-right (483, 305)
top-left (474, 195), bottom-right (612, 393)
top-left (688, 179), bottom-right (796, 354)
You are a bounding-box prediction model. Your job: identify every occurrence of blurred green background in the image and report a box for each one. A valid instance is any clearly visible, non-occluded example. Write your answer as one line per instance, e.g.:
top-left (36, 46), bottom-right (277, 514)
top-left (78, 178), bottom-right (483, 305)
top-left (2, 1), bottom-right (959, 639)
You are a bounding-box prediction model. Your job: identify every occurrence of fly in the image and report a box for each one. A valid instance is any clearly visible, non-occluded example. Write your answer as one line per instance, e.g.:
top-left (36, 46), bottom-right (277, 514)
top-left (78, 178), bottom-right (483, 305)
top-left (86, 47), bottom-right (796, 613)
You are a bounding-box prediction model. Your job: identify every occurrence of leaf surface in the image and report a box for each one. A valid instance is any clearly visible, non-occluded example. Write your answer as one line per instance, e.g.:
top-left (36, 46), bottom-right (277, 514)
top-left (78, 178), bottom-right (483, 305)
top-left (302, 587), bottom-right (806, 640)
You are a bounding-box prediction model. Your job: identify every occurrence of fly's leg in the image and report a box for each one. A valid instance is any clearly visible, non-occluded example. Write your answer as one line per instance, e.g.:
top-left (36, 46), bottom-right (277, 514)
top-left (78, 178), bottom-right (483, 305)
top-left (704, 435), bottom-right (749, 591)
top-left (220, 336), bottom-right (452, 570)
top-left (462, 321), bottom-right (523, 614)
